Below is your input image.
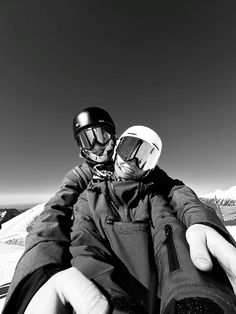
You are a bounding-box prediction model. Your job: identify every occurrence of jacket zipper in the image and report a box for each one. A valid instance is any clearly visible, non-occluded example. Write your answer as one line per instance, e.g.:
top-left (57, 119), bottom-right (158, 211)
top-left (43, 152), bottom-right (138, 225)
top-left (109, 181), bottom-right (131, 221)
top-left (163, 224), bottom-right (180, 273)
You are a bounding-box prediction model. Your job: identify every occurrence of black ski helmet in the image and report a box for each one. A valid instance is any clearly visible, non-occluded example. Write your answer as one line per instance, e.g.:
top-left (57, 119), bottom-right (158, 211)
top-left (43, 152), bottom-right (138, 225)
top-left (73, 107), bottom-right (116, 141)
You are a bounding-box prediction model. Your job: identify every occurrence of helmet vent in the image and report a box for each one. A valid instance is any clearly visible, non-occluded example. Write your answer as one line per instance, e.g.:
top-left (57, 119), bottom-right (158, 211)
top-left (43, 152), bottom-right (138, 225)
top-left (153, 143), bottom-right (160, 150)
top-left (127, 132), bottom-right (137, 136)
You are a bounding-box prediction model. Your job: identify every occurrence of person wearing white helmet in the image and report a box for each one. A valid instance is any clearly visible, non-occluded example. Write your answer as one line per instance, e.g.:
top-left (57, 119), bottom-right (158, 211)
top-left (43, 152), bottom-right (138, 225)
top-left (113, 125), bottom-right (162, 180)
top-left (67, 126), bottom-right (236, 314)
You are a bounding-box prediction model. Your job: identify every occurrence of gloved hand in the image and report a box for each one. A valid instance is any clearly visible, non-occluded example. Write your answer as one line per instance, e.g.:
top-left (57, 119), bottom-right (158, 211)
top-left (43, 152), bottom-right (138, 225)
top-left (24, 267), bottom-right (109, 314)
top-left (186, 224), bottom-right (236, 294)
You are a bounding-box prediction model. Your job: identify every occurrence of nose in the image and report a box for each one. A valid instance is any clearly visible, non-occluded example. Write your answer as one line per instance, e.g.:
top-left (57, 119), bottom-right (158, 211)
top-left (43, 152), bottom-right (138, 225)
top-left (127, 157), bottom-right (139, 167)
top-left (90, 143), bottom-right (105, 153)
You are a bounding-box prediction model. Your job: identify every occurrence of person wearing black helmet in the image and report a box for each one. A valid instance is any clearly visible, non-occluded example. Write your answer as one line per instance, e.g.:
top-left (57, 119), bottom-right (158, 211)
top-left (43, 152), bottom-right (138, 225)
top-left (2, 107), bottom-right (119, 313)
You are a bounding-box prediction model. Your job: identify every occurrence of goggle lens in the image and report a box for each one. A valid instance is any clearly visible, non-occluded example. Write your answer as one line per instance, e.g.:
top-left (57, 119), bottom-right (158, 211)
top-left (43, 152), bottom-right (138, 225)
top-left (77, 126), bottom-right (112, 149)
top-left (116, 137), bottom-right (158, 171)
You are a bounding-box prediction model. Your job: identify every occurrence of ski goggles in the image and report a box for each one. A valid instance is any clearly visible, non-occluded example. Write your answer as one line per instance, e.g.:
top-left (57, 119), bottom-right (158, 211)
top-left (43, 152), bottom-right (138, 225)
top-left (76, 126), bottom-right (112, 150)
top-left (116, 136), bottom-right (159, 171)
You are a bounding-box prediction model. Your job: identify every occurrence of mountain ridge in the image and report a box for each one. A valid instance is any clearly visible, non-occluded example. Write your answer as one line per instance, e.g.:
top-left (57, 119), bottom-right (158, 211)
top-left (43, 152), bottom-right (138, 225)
top-left (201, 185), bottom-right (236, 200)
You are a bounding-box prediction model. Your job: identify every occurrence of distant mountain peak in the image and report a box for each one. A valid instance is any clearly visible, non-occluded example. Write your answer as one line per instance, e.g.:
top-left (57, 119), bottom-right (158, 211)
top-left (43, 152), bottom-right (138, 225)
top-left (0, 203), bottom-right (45, 245)
top-left (0, 208), bottom-right (22, 224)
top-left (201, 185), bottom-right (236, 200)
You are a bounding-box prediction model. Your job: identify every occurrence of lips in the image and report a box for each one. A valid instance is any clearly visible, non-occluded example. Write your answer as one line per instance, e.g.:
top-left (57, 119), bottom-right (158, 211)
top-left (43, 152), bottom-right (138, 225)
top-left (86, 147), bottom-right (105, 156)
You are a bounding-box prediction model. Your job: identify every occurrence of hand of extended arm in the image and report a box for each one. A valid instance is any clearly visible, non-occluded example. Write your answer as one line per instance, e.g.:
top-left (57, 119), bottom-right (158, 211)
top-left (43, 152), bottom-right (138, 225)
top-left (186, 224), bottom-right (236, 294)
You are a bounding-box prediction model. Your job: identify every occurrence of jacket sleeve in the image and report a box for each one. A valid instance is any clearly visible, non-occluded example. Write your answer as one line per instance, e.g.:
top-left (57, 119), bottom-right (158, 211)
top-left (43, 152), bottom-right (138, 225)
top-left (3, 164), bottom-right (93, 312)
top-left (25, 164), bottom-right (93, 250)
top-left (147, 166), bottom-right (184, 199)
top-left (169, 185), bottom-right (236, 245)
top-left (150, 167), bottom-right (235, 245)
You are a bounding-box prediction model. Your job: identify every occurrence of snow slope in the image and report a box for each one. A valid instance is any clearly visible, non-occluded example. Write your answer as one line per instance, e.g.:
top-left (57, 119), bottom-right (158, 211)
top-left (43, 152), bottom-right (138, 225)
top-left (0, 203), bottom-right (45, 312)
top-left (0, 203), bottom-right (45, 244)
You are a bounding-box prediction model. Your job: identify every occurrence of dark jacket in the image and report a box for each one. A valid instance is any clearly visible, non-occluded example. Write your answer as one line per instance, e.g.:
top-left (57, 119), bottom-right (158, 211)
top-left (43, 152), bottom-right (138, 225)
top-left (71, 179), bottom-right (236, 313)
top-left (151, 196), bottom-right (236, 313)
top-left (3, 164), bottom-right (233, 313)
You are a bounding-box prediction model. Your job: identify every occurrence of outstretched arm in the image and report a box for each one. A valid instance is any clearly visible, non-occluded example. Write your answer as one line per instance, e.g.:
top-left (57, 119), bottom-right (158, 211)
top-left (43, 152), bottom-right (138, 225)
top-left (150, 167), bottom-right (234, 243)
top-left (186, 224), bottom-right (236, 294)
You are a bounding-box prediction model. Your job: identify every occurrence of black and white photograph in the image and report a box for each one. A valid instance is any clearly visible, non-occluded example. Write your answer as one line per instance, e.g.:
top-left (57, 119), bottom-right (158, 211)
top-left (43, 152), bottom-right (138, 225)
top-left (0, 1), bottom-right (236, 313)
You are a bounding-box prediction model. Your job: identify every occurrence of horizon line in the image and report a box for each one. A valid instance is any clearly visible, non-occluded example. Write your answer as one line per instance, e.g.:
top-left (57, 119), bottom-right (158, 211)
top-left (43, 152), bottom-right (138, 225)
top-left (0, 193), bottom-right (53, 206)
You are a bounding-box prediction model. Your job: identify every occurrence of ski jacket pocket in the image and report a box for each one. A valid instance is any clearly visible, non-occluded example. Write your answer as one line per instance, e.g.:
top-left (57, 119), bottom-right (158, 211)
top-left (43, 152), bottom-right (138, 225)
top-left (104, 220), bottom-right (156, 290)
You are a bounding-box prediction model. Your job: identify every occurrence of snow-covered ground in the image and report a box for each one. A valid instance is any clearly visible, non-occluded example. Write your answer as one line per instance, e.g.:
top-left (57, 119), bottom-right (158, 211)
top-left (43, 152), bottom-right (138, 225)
top-left (0, 203), bottom-right (45, 284)
top-left (0, 244), bottom-right (24, 286)
top-left (0, 244), bottom-right (25, 312)
top-left (0, 203), bottom-right (45, 244)
top-left (0, 203), bottom-right (44, 312)
top-left (226, 225), bottom-right (236, 241)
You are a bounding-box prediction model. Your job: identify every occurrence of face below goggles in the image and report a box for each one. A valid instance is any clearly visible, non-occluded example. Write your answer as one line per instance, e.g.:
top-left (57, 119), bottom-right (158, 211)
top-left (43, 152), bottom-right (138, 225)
top-left (116, 136), bottom-right (159, 171)
top-left (76, 126), bottom-right (112, 150)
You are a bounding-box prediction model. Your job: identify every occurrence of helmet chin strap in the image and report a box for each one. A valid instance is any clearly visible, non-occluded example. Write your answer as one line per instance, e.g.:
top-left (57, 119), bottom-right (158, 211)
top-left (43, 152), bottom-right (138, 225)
top-left (81, 138), bottom-right (115, 164)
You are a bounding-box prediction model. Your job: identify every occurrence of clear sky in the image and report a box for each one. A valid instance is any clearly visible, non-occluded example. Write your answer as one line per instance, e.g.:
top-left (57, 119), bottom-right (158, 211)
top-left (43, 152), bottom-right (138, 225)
top-left (0, 1), bottom-right (236, 205)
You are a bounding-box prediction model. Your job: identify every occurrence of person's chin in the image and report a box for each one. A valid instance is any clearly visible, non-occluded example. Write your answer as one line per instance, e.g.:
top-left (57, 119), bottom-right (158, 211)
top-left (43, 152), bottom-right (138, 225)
top-left (115, 166), bottom-right (132, 180)
top-left (122, 173), bottom-right (133, 180)
top-left (118, 171), bottom-right (130, 180)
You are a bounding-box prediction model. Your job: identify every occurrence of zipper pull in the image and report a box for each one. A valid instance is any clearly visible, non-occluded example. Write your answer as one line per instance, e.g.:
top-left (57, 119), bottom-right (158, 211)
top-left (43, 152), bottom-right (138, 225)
top-left (163, 224), bottom-right (171, 245)
top-left (124, 206), bottom-right (131, 221)
top-left (165, 224), bottom-right (172, 237)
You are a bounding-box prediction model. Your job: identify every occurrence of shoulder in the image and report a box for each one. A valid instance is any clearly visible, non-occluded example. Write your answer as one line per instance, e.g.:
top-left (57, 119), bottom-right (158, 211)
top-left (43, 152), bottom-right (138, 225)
top-left (73, 163), bottom-right (93, 177)
top-left (63, 163), bottom-right (93, 186)
top-left (148, 166), bottom-right (184, 185)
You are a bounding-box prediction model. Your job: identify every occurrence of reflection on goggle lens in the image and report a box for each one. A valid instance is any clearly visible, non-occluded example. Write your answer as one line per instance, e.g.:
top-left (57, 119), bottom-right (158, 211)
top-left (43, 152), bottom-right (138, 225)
top-left (116, 137), bottom-right (158, 171)
top-left (77, 126), bottom-right (112, 149)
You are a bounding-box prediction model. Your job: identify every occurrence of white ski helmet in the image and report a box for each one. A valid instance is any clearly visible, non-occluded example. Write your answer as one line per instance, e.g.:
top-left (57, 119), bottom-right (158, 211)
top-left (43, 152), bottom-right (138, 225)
top-left (115, 125), bottom-right (162, 172)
